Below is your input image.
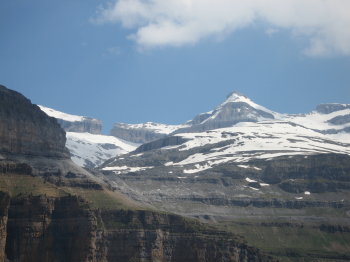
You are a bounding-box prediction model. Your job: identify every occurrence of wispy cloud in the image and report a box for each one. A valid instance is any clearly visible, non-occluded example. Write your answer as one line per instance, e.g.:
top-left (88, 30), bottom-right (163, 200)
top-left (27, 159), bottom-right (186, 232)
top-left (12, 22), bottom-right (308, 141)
top-left (94, 0), bottom-right (350, 56)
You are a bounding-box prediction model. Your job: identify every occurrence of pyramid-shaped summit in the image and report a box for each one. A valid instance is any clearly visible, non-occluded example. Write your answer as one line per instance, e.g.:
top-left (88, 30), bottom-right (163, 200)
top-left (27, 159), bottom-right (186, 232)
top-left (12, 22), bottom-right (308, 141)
top-left (183, 91), bottom-right (277, 132)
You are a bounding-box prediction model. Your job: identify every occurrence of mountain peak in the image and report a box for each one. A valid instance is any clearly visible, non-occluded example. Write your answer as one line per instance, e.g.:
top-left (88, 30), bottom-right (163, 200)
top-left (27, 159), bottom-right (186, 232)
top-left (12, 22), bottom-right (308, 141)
top-left (224, 91), bottom-right (253, 105)
top-left (226, 91), bottom-right (247, 99)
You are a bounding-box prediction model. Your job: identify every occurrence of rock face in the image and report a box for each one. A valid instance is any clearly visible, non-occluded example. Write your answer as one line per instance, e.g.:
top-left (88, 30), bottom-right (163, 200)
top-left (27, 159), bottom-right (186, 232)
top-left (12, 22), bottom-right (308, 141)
top-left (0, 193), bottom-right (269, 262)
top-left (5, 195), bottom-right (97, 262)
top-left (99, 210), bottom-right (267, 262)
top-left (0, 85), bottom-right (69, 158)
top-left (39, 105), bottom-right (102, 134)
top-left (57, 118), bottom-right (102, 134)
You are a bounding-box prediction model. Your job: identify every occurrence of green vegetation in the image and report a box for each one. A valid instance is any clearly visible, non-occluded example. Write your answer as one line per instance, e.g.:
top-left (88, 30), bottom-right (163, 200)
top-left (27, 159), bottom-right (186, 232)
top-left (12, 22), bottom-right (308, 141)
top-left (220, 220), bottom-right (350, 262)
top-left (0, 173), bottom-right (139, 211)
top-left (63, 186), bottom-right (139, 210)
top-left (0, 173), bottom-right (67, 197)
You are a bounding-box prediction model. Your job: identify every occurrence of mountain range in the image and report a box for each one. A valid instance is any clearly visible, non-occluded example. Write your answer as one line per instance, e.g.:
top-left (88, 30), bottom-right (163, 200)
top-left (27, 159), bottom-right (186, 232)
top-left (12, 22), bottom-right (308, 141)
top-left (40, 91), bottom-right (350, 170)
top-left (2, 85), bottom-right (348, 261)
top-left (1, 85), bottom-right (271, 262)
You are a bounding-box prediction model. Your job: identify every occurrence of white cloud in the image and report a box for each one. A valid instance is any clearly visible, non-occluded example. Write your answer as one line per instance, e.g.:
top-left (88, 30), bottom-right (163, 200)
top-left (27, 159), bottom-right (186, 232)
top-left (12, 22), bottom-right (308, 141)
top-left (95, 0), bottom-right (350, 56)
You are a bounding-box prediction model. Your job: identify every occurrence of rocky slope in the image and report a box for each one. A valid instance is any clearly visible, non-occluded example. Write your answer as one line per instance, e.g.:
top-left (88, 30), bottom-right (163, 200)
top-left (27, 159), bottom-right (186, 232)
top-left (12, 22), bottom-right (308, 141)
top-left (39, 105), bottom-right (102, 134)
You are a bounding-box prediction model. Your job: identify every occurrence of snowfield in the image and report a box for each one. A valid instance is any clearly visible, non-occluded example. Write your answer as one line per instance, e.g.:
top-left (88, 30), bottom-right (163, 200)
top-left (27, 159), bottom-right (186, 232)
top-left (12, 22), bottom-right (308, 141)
top-left (39, 105), bottom-right (86, 122)
top-left (66, 132), bottom-right (139, 168)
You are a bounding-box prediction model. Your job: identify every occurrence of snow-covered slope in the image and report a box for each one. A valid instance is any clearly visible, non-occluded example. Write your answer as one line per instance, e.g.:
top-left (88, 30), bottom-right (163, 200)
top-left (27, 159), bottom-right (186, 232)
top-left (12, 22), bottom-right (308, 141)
top-left (39, 105), bottom-right (138, 168)
top-left (39, 105), bottom-right (86, 122)
top-left (41, 92), bottom-right (350, 170)
top-left (103, 120), bottom-right (350, 174)
top-left (284, 107), bottom-right (350, 134)
top-left (39, 105), bottom-right (102, 134)
top-left (102, 92), bottom-right (350, 174)
top-left (66, 132), bottom-right (139, 168)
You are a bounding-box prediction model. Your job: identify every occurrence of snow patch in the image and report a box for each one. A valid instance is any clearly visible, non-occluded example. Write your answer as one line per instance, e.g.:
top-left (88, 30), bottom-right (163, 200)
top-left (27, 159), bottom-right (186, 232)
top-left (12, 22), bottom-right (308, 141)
top-left (260, 183), bottom-right (269, 187)
top-left (245, 177), bottom-right (257, 183)
top-left (102, 165), bottom-right (154, 173)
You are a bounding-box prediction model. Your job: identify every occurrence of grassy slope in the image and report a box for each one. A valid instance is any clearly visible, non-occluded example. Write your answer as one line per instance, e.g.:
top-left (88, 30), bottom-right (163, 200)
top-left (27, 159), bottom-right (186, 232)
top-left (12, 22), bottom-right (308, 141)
top-left (0, 173), bottom-right (139, 210)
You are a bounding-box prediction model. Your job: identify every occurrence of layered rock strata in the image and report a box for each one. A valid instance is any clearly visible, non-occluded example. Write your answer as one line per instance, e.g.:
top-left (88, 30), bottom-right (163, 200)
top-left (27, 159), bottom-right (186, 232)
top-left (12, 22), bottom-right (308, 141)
top-left (0, 192), bottom-right (271, 262)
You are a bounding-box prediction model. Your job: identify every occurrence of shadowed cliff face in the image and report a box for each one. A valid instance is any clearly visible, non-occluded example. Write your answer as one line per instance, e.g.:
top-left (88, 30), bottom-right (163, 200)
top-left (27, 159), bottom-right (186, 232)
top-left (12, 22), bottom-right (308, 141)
top-left (0, 85), bottom-right (69, 158)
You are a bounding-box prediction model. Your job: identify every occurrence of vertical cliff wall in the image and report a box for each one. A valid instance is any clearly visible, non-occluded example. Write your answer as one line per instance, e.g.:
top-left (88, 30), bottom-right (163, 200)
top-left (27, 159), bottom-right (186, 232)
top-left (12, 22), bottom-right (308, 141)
top-left (0, 194), bottom-right (270, 262)
top-left (0, 85), bottom-right (69, 158)
top-left (5, 195), bottom-right (96, 262)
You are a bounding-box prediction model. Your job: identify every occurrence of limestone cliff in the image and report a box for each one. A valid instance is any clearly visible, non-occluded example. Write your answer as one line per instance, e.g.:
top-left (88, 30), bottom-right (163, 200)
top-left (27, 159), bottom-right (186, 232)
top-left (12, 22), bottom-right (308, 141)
top-left (110, 122), bottom-right (176, 144)
top-left (0, 192), bottom-right (270, 262)
top-left (0, 85), bottom-right (69, 158)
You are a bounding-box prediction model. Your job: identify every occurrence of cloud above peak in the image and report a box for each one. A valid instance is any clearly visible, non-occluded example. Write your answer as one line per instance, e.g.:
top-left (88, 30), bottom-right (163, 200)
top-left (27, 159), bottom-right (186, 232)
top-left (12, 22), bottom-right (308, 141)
top-left (95, 0), bottom-right (350, 56)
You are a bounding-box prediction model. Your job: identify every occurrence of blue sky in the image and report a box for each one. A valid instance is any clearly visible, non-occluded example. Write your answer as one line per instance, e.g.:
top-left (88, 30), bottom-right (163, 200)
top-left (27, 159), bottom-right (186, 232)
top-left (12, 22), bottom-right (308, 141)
top-left (1, 0), bottom-right (350, 133)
